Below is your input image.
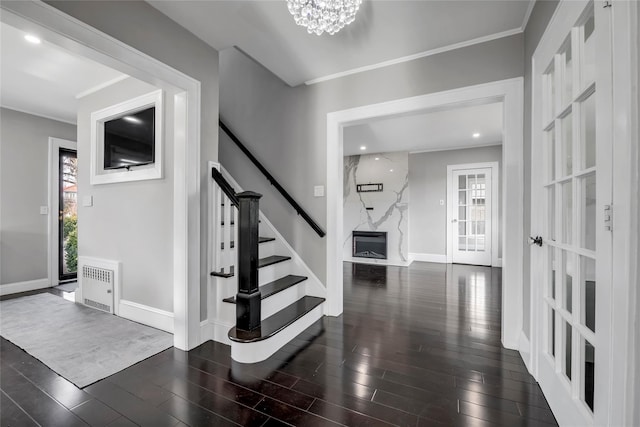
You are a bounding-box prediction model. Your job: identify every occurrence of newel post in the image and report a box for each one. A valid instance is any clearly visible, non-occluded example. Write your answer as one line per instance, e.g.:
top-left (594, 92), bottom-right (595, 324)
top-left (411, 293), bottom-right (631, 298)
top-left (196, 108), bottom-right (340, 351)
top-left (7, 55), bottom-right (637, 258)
top-left (236, 191), bottom-right (262, 331)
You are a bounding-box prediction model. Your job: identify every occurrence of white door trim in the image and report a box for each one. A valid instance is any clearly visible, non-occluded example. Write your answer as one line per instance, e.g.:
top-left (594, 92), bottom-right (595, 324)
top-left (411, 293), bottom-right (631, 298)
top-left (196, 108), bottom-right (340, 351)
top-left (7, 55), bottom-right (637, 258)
top-left (327, 77), bottom-right (524, 349)
top-left (1, 1), bottom-right (202, 350)
top-left (446, 161), bottom-right (500, 267)
top-left (608, 1), bottom-right (639, 425)
top-left (48, 137), bottom-right (77, 288)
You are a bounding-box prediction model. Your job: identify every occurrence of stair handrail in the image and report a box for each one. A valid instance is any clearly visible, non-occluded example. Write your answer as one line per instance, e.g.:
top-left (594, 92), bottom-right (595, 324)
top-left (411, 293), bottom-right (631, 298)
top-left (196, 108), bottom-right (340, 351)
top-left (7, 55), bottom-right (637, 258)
top-left (211, 167), bottom-right (240, 207)
top-left (219, 120), bottom-right (326, 238)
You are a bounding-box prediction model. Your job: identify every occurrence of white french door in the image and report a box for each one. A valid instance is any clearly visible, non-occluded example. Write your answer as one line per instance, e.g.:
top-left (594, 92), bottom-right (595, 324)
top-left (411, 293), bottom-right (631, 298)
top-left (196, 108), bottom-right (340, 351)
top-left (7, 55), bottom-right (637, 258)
top-left (531, 1), bottom-right (612, 425)
top-left (447, 163), bottom-right (497, 266)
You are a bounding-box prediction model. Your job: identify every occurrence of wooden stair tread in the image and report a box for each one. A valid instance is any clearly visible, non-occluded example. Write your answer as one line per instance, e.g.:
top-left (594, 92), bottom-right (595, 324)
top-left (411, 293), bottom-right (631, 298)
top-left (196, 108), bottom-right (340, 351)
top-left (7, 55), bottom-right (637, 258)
top-left (228, 296), bottom-right (325, 343)
top-left (211, 266), bottom-right (234, 278)
top-left (221, 236), bottom-right (275, 250)
top-left (210, 255), bottom-right (291, 277)
top-left (258, 255), bottom-right (291, 268)
top-left (222, 275), bottom-right (308, 304)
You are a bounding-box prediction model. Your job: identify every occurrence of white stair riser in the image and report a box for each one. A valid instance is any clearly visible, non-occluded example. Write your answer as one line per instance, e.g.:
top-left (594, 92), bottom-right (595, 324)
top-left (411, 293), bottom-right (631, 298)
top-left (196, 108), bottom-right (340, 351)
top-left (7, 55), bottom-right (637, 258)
top-left (260, 282), bottom-right (307, 319)
top-left (213, 257), bottom-right (292, 294)
top-left (220, 240), bottom-right (276, 258)
top-left (218, 280), bottom-right (307, 323)
top-left (217, 301), bottom-right (236, 325)
top-left (230, 303), bottom-right (324, 363)
top-left (215, 276), bottom-right (237, 297)
top-left (258, 261), bottom-right (293, 285)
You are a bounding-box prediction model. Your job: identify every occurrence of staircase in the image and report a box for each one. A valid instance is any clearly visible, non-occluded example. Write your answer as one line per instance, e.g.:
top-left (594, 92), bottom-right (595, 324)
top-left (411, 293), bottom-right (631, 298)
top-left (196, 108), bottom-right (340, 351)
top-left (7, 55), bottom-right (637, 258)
top-left (207, 163), bottom-right (326, 363)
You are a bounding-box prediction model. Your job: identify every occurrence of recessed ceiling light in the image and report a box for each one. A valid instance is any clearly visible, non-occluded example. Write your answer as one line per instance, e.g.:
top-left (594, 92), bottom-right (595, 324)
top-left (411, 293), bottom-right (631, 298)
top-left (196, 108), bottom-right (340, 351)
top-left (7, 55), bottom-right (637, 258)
top-left (123, 116), bottom-right (142, 124)
top-left (472, 132), bottom-right (481, 138)
top-left (360, 146), bottom-right (366, 150)
top-left (389, 169), bottom-right (394, 172)
top-left (374, 157), bottom-right (380, 161)
top-left (24, 34), bottom-right (41, 44)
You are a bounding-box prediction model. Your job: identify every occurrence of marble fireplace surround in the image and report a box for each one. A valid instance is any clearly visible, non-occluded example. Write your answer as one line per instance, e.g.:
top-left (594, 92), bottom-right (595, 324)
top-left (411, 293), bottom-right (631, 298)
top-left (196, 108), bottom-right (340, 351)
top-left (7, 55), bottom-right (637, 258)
top-left (343, 152), bottom-right (409, 266)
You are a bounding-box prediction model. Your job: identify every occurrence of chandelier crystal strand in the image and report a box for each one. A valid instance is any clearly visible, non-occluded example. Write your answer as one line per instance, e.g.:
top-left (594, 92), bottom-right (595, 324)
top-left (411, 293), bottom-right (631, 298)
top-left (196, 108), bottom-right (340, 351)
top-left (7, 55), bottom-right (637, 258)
top-left (287, 0), bottom-right (362, 35)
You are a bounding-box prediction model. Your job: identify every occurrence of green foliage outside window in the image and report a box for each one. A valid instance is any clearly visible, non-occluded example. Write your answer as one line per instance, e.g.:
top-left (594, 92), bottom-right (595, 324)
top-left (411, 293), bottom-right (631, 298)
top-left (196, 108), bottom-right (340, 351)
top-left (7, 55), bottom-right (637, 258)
top-left (63, 214), bottom-right (78, 272)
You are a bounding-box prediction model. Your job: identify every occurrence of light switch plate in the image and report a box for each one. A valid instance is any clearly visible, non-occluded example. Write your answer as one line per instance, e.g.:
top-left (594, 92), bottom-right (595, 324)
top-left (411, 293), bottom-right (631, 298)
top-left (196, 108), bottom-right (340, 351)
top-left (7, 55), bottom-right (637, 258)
top-left (82, 196), bottom-right (93, 207)
top-left (314, 185), bottom-right (324, 197)
top-left (40, 206), bottom-right (49, 215)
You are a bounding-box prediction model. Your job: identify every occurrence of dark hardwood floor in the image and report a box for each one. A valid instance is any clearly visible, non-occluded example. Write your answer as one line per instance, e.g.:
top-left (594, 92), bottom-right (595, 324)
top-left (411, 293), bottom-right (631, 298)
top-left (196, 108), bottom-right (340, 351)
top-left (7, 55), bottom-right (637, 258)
top-left (0, 262), bottom-right (557, 426)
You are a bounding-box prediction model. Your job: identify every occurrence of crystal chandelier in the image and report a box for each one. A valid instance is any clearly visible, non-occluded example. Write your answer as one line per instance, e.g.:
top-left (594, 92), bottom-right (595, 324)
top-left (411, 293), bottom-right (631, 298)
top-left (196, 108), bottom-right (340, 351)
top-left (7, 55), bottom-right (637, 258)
top-left (287, 0), bottom-right (363, 36)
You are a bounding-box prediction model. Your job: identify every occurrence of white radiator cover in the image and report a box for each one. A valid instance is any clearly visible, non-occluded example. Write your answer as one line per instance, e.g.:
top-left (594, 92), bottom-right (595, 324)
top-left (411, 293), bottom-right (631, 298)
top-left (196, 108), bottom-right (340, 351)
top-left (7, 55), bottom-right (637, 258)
top-left (78, 257), bottom-right (120, 314)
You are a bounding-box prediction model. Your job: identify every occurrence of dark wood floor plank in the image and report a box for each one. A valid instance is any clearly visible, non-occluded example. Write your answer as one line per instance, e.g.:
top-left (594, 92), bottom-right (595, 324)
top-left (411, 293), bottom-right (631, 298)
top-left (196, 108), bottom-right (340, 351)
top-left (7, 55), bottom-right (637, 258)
top-left (106, 371), bottom-right (176, 407)
top-left (162, 377), bottom-right (268, 426)
top-left (72, 399), bottom-right (122, 427)
top-left (158, 395), bottom-right (239, 427)
top-left (0, 390), bottom-right (39, 427)
top-left (0, 364), bottom-right (87, 427)
top-left (85, 381), bottom-right (180, 427)
top-left (459, 400), bottom-right (556, 427)
top-left (255, 397), bottom-right (343, 426)
top-left (308, 398), bottom-right (393, 426)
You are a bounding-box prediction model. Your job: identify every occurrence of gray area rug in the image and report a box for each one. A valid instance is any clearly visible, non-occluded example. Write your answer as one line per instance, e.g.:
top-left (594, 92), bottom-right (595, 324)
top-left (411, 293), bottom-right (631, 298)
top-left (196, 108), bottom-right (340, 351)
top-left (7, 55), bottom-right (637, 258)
top-left (0, 293), bottom-right (172, 388)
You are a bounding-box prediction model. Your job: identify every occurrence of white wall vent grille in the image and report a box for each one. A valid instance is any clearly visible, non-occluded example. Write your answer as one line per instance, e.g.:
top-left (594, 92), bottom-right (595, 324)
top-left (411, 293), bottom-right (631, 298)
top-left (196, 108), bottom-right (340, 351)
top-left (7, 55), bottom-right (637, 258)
top-left (81, 264), bottom-right (114, 313)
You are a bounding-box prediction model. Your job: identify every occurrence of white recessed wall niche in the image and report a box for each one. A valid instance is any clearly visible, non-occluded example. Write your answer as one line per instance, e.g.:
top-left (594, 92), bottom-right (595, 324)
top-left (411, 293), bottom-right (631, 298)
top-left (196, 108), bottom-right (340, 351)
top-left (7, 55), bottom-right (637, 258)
top-left (90, 89), bottom-right (163, 185)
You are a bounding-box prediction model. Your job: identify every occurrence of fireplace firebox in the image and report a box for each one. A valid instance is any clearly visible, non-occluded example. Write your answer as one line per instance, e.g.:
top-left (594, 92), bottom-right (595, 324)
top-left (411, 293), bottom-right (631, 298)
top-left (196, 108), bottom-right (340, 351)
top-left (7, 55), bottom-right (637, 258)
top-left (352, 231), bottom-right (387, 259)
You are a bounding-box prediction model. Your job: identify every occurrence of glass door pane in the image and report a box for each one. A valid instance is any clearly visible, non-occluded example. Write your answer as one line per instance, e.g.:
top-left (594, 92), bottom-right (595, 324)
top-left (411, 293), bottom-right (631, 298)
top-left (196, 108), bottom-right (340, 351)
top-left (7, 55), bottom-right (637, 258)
top-left (59, 149), bottom-right (78, 281)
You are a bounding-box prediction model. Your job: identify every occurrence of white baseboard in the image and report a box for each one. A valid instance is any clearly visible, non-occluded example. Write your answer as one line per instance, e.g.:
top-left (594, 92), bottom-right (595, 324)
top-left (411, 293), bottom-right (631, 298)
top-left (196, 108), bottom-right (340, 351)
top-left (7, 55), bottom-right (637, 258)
top-left (0, 278), bottom-right (50, 296)
top-left (344, 256), bottom-right (412, 267)
top-left (409, 253), bottom-right (447, 263)
top-left (518, 330), bottom-right (532, 374)
top-left (213, 320), bottom-right (233, 345)
top-left (118, 299), bottom-right (174, 333)
top-left (200, 320), bottom-right (214, 343)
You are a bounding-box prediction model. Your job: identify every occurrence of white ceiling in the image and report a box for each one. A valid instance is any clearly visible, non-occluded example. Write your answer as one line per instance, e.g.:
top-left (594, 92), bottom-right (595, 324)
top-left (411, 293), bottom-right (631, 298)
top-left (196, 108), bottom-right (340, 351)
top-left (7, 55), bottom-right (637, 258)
top-left (343, 102), bottom-right (503, 156)
top-left (149, 0), bottom-right (534, 87)
top-left (0, 22), bottom-right (126, 124)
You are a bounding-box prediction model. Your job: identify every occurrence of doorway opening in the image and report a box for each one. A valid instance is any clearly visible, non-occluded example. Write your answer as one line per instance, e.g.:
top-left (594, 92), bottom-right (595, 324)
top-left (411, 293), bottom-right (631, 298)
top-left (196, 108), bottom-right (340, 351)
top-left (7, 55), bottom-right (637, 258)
top-left (327, 78), bottom-right (524, 351)
top-left (49, 137), bottom-right (77, 290)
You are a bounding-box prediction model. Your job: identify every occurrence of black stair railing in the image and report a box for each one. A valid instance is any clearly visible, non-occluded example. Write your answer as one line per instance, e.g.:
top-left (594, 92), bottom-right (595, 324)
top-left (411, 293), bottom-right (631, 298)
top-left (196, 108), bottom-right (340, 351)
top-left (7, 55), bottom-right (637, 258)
top-left (219, 120), bottom-right (326, 238)
top-left (211, 168), bottom-right (262, 332)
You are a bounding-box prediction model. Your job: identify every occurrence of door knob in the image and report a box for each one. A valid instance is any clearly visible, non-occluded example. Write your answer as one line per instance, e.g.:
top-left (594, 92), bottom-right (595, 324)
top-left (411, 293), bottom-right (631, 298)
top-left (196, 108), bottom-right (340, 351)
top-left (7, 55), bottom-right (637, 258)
top-left (530, 236), bottom-right (543, 247)
top-left (452, 219), bottom-right (458, 223)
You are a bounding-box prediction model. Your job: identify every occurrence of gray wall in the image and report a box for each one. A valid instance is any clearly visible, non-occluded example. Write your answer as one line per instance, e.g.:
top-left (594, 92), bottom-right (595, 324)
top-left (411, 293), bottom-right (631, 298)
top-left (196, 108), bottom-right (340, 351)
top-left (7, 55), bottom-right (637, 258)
top-left (523, 0), bottom-right (560, 339)
top-left (0, 108), bottom-right (76, 285)
top-left (219, 34), bottom-right (524, 283)
top-left (77, 77), bottom-right (174, 311)
top-left (408, 145), bottom-right (502, 257)
top-left (46, 0), bottom-right (220, 319)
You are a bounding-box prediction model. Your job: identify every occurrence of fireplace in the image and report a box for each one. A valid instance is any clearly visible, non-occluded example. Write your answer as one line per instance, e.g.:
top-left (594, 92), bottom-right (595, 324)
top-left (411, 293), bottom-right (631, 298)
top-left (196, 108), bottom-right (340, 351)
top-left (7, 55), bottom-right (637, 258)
top-left (352, 231), bottom-right (387, 259)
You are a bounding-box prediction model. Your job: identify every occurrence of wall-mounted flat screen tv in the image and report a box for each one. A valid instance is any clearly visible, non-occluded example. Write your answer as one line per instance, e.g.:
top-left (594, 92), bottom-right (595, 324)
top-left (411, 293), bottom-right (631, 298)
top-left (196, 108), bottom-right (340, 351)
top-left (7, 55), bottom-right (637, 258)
top-left (104, 106), bottom-right (155, 170)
